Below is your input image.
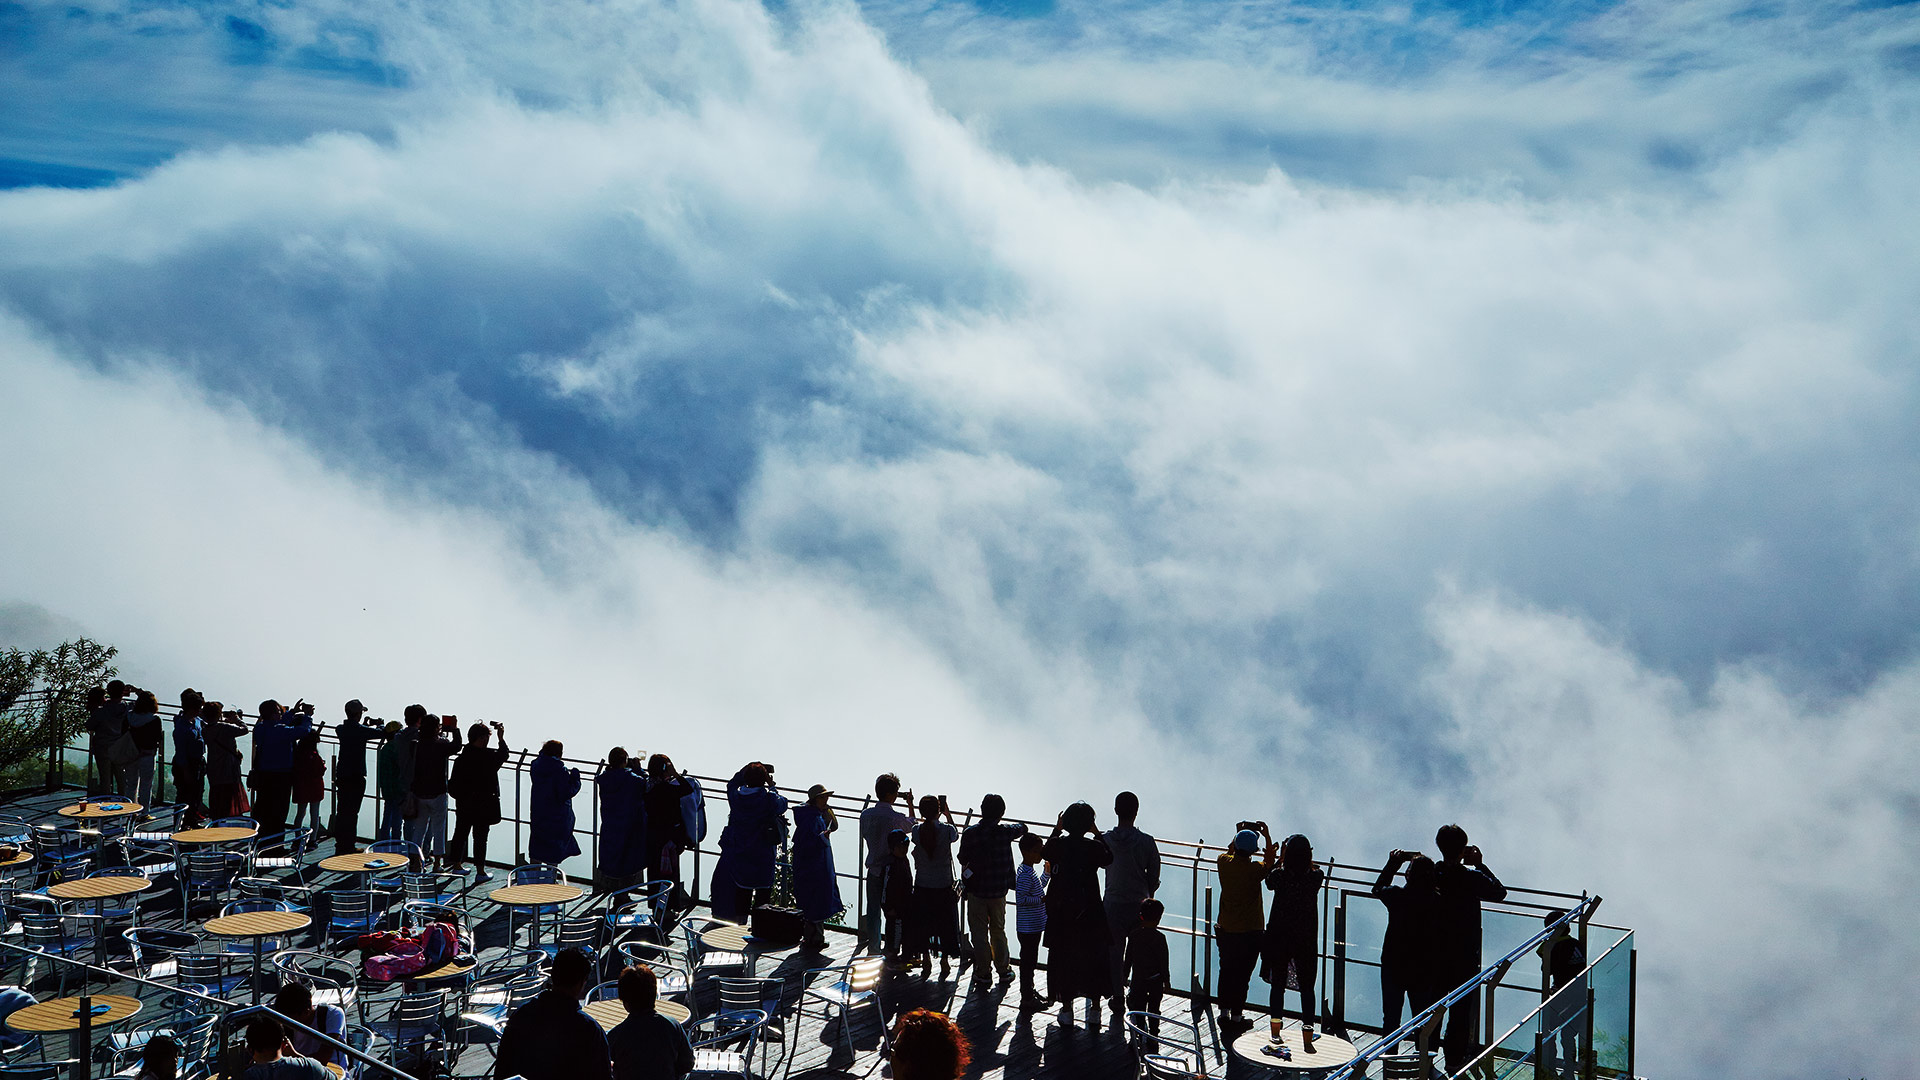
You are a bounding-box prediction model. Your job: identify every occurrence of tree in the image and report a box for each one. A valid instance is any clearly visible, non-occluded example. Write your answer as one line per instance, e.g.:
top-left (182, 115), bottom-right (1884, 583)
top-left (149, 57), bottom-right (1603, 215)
top-left (0, 638), bottom-right (118, 786)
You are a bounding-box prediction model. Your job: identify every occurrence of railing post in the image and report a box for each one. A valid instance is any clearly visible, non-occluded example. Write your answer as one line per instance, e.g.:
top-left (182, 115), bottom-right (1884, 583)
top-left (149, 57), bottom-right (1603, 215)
top-left (74, 990), bottom-right (91, 1080)
top-left (1202, 884), bottom-right (1214, 1000)
top-left (1333, 895), bottom-right (1347, 1030)
top-left (1190, 839), bottom-right (1200, 995)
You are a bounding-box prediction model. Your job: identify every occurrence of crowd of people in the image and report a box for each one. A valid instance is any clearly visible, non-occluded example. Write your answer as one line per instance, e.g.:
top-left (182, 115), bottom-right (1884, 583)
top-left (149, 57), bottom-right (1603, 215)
top-left (77, 689), bottom-right (1564, 1079)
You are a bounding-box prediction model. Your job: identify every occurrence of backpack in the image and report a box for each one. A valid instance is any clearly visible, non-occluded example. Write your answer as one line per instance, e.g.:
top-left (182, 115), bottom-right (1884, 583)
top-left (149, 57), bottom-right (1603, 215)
top-left (681, 776), bottom-right (707, 844)
top-left (418, 921), bottom-right (461, 966)
top-left (131, 718), bottom-right (163, 754)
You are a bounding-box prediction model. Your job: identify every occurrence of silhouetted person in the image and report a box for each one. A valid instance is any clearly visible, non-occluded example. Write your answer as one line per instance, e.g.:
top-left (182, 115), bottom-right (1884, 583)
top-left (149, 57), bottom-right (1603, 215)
top-left (858, 772), bottom-right (914, 951)
top-left (596, 747), bottom-right (648, 896)
top-left (1537, 909), bottom-right (1587, 1080)
top-left (495, 947), bottom-right (612, 1080)
top-left (882, 829), bottom-right (914, 960)
top-left (957, 792), bottom-right (1027, 988)
top-left (251, 698), bottom-right (312, 835)
top-left (330, 699), bottom-right (385, 854)
top-left (890, 1009), bottom-right (970, 1080)
top-left (1373, 849), bottom-right (1442, 1037)
top-left (1434, 824), bottom-right (1507, 1073)
top-left (449, 721), bottom-right (511, 879)
top-left (643, 755), bottom-right (696, 902)
top-left (1014, 833), bottom-right (1050, 1010)
top-left (125, 689), bottom-right (163, 804)
top-left (374, 721), bottom-right (409, 840)
top-left (1101, 791), bottom-right (1161, 1017)
top-left (528, 740), bottom-right (583, 866)
top-left (1124, 897), bottom-right (1170, 1022)
top-left (172, 688), bottom-right (206, 825)
top-left (1043, 801), bottom-right (1113, 1024)
top-left (239, 1014), bottom-right (330, 1080)
top-left (272, 981), bottom-right (346, 1068)
top-left (1215, 824), bottom-right (1274, 1032)
top-left (409, 711), bottom-right (462, 865)
top-left (1262, 833), bottom-right (1324, 1031)
top-left (791, 784), bottom-right (843, 952)
top-left (290, 728), bottom-right (327, 836)
top-left (202, 702), bottom-right (247, 819)
top-left (607, 963), bottom-right (694, 1080)
top-left (710, 762), bottom-right (786, 921)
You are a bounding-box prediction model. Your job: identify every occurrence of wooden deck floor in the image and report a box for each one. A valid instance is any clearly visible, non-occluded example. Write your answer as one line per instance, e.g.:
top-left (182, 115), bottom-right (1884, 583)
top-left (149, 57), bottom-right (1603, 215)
top-left (0, 787), bottom-right (1263, 1080)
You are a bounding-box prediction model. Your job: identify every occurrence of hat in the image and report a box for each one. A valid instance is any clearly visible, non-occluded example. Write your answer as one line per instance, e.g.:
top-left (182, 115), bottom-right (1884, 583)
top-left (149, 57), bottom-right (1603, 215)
top-left (1233, 829), bottom-right (1260, 853)
top-left (384, 721), bottom-right (402, 734)
top-left (345, 699), bottom-right (365, 713)
top-left (807, 784), bottom-right (833, 800)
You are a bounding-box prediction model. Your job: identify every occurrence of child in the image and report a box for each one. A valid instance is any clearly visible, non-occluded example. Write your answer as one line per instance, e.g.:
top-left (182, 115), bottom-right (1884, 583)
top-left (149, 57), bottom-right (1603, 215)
top-left (1014, 832), bottom-right (1051, 1010)
top-left (290, 728), bottom-right (327, 838)
top-left (1124, 897), bottom-right (1170, 1024)
top-left (882, 828), bottom-right (914, 964)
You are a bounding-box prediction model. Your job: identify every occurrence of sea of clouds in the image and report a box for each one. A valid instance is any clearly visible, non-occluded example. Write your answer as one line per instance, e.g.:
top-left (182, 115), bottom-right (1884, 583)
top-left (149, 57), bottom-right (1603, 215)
top-left (1, 0), bottom-right (1917, 1073)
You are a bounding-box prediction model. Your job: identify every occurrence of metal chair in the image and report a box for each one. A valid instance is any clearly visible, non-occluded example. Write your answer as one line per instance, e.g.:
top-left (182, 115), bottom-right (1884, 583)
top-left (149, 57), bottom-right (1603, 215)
top-left (681, 916), bottom-right (748, 989)
top-left (273, 951), bottom-right (363, 1021)
top-left (616, 940), bottom-right (693, 1001)
top-left (247, 827), bottom-right (311, 872)
top-left (687, 1009), bottom-right (767, 1080)
top-left (131, 803), bottom-right (187, 839)
top-left (550, 913), bottom-right (604, 966)
top-left (363, 989), bottom-right (450, 1076)
top-left (19, 907), bottom-right (104, 994)
top-left (400, 872), bottom-right (464, 907)
top-left (77, 865), bottom-right (149, 928)
top-left (1379, 1053), bottom-right (1429, 1079)
top-left (1124, 1012), bottom-right (1223, 1079)
top-left (28, 825), bottom-right (92, 883)
top-left (106, 1010), bottom-right (215, 1065)
top-left (326, 891), bottom-right (388, 940)
top-left (121, 926), bottom-right (198, 981)
top-left (236, 876), bottom-right (318, 915)
top-left (718, 977), bottom-right (785, 1073)
top-left (788, 955), bottom-right (885, 1078)
top-left (179, 849), bottom-right (243, 913)
top-left (176, 948), bottom-right (248, 995)
top-left (604, 878), bottom-right (674, 942)
top-left (456, 969), bottom-right (543, 1066)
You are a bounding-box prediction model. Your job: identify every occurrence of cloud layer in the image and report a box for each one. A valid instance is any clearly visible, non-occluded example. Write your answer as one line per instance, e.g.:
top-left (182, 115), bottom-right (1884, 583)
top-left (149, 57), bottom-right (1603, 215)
top-left (2, 0), bottom-right (1918, 1074)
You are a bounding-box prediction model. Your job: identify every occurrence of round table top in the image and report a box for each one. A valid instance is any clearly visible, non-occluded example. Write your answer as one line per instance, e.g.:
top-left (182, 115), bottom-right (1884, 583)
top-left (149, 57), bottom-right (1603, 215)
top-left (58, 802), bottom-right (142, 820)
top-left (47, 875), bottom-right (151, 900)
top-left (7, 994), bottom-right (143, 1032)
top-left (172, 826), bottom-right (259, 844)
top-left (487, 883), bottom-right (582, 907)
top-left (584, 998), bottom-right (692, 1030)
top-left (1230, 1026), bottom-right (1358, 1071)
top-left (700, 924), bottom-right (751, 952)
top-left (319, 851), bottom-right (407, 872)
top-left (205, 910), bottom-right (312, 938)
top-left (411, 955), bottom-right (478, 982)
top-left (0, 851), bottom-right (33, 867)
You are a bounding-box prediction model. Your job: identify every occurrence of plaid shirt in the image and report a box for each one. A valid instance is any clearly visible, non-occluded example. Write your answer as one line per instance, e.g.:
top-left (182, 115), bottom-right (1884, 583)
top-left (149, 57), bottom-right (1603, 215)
top-left (958, 820), bottom-right (1028, 897)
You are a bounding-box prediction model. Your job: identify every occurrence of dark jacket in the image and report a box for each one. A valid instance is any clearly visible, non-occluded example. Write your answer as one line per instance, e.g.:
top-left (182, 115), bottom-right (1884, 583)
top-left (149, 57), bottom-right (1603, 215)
top-left (596, 766), bottom-right (648, 881)
top-left (449, 742), bottom-right (511, 826)
top-left (252, 713), bottom-right (312, 773)
top-left (608, 1010), bottom-right (694, 1080)
top-left (204, 718), bottom-right (248, 786)
top-left (1434, 862), bottom-right (1507, 976)
top-left (410, 726), bottom-right (463, 799)
top-left (528, 753), bottom-right (582, 864)
top-left (494, 989), bottom-right (612, 1080)
top-left (334, 718), bottom-right (385, 782)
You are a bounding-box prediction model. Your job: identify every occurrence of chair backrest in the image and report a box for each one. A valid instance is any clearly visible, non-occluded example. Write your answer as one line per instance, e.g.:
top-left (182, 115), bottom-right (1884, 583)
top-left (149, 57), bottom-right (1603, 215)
top-left (221, 897), bottom-right (291, 916)
top-left (177, 950), bottom-right (229, 983)
top-left (0, 817), bottom-right (30, 846)
top-left (400, 900), bottom-right (464, 932)
top-left (586, 980), bottom-right (621, 1003)
top-left (846, 955), bottom-right (885, 994)
top-left (1123, 1012), bottom-right (1202, 1068)
top-left (392, 989), bottom-right (447, 1024)
top-left (209, 817), bottom-right (257, 830)
top-left (369, 839), bottom-right (423, 862)
top-left (689, 1009), bottom-right (766, 1052)
top-left (478, 948), bottom-right (547, 980)
top-left (176, 1013), bottom-right (221, 1067)
top-left (332, 890), bottom-right (384, 920)
top-left (717, 976), bottom-right (782, 1018)
top-left (122, 926), bottom-right (198, 975)
top-left (1379, 1054), bottom-right (1427, 1080)
top-left (21, 910), bottom-right (85, 949)
top-left (555, 915), bottom-right (602, 949)
top-left (184, 848), bottom-right (241, 877)
top-left (401, 872), bottom-right (463, 903)
top-left (509, 863), bottom-right (563, 886)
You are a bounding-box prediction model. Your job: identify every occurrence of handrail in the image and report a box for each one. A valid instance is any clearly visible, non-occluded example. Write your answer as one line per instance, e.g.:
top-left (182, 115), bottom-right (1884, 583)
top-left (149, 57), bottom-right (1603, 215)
top-left (1326, 893), bottom-right (1603, 1080)
top-left (0, 938), bottom-right (420, 1080)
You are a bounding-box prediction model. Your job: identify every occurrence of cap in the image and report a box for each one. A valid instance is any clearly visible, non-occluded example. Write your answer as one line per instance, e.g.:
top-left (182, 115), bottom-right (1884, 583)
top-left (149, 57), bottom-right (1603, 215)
top-left (807, 784), bottom-right (833, 800)
top-left (1233, 829), bottom-right (1260, 853)
top-left (887, 828), bottom-right (909, 846)
top-left (345, 699), bottom-right (365, 713)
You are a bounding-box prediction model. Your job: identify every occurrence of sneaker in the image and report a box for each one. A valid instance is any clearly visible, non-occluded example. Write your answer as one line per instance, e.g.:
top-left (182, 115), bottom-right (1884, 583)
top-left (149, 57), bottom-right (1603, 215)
top-left (1019, 993), bottom-right (1048, 1012)
top-left (996, 966), bottom-right (1014, 984)
top-left (474, 866), bottom-right (493, 881)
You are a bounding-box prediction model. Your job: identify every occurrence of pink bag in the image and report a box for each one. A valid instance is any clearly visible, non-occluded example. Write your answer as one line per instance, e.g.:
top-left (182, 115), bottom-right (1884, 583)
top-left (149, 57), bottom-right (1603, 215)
top-left (364, 940), bottom-right (428, 981)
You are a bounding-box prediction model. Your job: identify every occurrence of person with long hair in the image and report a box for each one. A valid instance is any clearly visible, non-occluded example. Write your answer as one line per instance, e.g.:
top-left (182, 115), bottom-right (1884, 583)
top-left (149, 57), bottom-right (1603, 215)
top-left (791, 784), bottom-right (844, 952)
top-left (1042, 801), bottom-right (1114, 1023)
top-left (202, 701), bottom-right (248, 819)
top-left (1262, 833), bottom-right (1326, 1033)
top-left (908, 794), bottom-right (962, 979)
top-left (125, 688), bottom-right (164, 805)
top-left (889, 1009), bottom-right (970, 1080)
top-left (1373, 848), bottom-right (1442, 1037)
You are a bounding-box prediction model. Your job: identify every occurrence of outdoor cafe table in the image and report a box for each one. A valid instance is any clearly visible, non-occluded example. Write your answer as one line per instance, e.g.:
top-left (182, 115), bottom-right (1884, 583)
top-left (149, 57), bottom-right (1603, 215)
top-left (170, 825), bottom-right (259, 845)
top-left (485, 883), bottom-right (582, 950)
top-left (46, 874), bottom-right (151, 965)
top-left (319, 850), bottom-right (406, 883)
top-left (57, 801), bottom-right (142, 840)
top-left (1230, 1024), bottom-right (1359, 1076)
top-left (584, 997), bottom-right (692, 1031)
top-left (205, 910), bottom-right (312, 1002)
top-left (8, 993), bottom-right (142, 1078)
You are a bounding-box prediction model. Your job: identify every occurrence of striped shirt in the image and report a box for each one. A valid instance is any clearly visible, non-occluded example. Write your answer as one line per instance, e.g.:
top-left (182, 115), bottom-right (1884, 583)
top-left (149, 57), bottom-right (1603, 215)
top-left (1014, 863), bottom-right (1050, 934)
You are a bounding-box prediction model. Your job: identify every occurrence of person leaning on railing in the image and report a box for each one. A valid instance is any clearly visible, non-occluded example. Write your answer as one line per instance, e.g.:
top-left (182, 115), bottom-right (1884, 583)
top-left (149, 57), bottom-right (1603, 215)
top-left (330, 699), bottom-right (387, 855)
top-left (709, 762), bottom-right (786, 922)
top-left (204, 702), bottom-right (249, 819)
top-left (449, 721), bottom-right (511, 881)
top-left (527, 740), bottom-right (583, 866)
top-left (172, 689), bottom-right (207, 827)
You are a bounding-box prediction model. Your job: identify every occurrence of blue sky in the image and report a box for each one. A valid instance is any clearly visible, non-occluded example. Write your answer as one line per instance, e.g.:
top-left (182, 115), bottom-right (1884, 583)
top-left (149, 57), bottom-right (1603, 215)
top-left (1, 0), bottom-right (1918, 1074)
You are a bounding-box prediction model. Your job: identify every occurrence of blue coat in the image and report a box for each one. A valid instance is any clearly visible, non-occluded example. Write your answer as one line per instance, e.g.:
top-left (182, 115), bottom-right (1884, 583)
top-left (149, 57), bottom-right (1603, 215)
top-left (709, 771), bottom-right (789, 920)
top-left (527, 753), bottom-right (582, 865)
top-left (596, 766), bottom-right (648, 881)
top-left (791, 803), bottom-right (843, 922)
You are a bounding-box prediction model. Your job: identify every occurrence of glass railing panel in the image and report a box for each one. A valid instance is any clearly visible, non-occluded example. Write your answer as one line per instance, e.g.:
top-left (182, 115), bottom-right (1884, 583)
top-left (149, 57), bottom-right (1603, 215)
top-left (1590, 931), bottom-right (1633, 1076)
